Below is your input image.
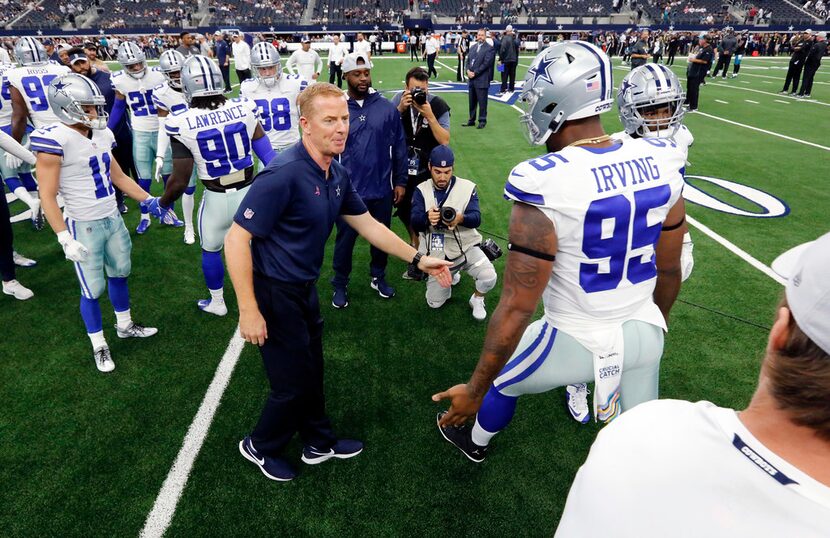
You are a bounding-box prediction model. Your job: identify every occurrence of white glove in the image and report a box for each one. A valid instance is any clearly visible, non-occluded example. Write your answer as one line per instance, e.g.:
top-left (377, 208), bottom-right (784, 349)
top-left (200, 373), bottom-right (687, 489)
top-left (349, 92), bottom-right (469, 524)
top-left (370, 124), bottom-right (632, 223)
top-left (5, 152), bottom-right (23, 170)
top-left (680, 232), bottom-right (694, 282)
top-left (153, 156), bottom-right (165, 183)
top-left (57, 230), bottom-right (89, 263)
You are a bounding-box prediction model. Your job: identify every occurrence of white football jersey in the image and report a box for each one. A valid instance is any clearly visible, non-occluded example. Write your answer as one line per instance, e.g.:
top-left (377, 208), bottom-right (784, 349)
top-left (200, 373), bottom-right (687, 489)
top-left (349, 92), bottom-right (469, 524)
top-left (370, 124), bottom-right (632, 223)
top-left (612, 124), bottom-right (695, 161)
top-left (150, 82), bottom-right (188, 115)
top-left (111, 66), bottom-right (166, 132)
top-left (504, 139), bottom-right (685, 331)
top-left (557, 400), bottom-right (830, 538)
top-left (239, 75), bottom-right (306, 149)
top-left (5, 62), bottom-right (71, 128)
top-left (164, 96), bottom-right (260, 181)
top-left (30, 123), bottom-right (118, 221)
top-left (0, 63), bottom-right (14, 128)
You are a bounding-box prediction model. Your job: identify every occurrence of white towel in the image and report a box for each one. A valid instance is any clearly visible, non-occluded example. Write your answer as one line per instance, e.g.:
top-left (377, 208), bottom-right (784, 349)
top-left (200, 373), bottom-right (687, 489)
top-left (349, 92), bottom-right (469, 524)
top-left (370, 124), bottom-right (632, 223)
top-left (591, 326), bottom-right (625, 423)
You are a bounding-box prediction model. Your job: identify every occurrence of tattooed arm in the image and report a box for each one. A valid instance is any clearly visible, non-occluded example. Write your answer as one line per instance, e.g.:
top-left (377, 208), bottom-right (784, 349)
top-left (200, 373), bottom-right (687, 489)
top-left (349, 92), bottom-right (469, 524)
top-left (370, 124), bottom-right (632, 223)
top-left (433, 202), bottom-right (557, 426)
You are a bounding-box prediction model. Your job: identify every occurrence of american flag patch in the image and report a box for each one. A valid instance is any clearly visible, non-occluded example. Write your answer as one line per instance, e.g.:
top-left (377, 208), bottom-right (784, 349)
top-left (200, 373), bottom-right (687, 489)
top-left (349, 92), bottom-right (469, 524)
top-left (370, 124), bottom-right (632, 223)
top-left (243, 208), bottom-right (255, 219)
top-left (586, 80), bottom-right (600, 92)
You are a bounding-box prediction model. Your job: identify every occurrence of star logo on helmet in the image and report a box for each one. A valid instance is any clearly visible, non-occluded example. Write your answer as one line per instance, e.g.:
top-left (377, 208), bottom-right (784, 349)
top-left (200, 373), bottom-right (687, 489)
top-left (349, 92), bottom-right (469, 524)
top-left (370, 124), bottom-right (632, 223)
top-left (52, 80), bottom-right (71, 100)
top-left (618, 79), bottom-right (636, 98)
top-left (527, 56), bottom-right (556, 87)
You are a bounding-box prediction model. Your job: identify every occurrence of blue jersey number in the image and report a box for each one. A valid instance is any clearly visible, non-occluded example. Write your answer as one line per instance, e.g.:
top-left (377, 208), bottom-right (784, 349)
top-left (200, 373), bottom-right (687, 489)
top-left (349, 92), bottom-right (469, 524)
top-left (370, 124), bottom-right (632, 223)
top-left (89, 153), bottom-right (114, 199)
top-left (579, 185), bottom-right (672, 293)
top-left (196, 123), bottom-right (253, 177)
top-left (21, 74), bottom-right (58, 112)
top-left (0, 79), bottom-right (11, 110)
top-left (254, 98), bottom-right (291, 132)
top-left (127, 90), bottom-right (157, 117)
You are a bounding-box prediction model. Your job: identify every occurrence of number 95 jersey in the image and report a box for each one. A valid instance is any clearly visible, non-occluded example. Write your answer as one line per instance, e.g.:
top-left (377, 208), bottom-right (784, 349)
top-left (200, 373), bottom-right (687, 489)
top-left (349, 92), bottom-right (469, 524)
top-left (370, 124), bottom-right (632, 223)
top-left (164, 96), bottom-right (260, 181)
top-left (504, 138), bottom-right (686, 329)
top-left (5, 62), bottom-right (71, 128)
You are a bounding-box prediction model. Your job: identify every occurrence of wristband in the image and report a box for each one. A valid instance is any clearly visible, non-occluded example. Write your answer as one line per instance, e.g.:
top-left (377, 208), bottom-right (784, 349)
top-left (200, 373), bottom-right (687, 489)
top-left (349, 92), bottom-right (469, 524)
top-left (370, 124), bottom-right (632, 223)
top-left (412, 252), bottom-right (423, 266)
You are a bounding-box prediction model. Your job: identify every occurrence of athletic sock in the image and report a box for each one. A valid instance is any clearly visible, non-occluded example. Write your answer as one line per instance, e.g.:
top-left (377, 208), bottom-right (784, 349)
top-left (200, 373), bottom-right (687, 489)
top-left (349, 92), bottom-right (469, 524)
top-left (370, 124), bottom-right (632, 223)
top-left (138, 179), bottom-right (152, 213)
top-left (473, 388), bottom-right (519, 446)
top-left (108, 277), bottom-right (131, 328)
top-left (471, 419), bottom-right (497, 447)
top-left (80, 296), bottom-right (103, 333)
top-left (201, 250), bottom-right (224, 293)
top-left (209, 287), bottom-right (224, 303)
top-left (114, 309), bottom-right (132, 330)
top-left (88, 330), bottom-right (108, 350)
top-left (182, 191), bottom-right (195, 229)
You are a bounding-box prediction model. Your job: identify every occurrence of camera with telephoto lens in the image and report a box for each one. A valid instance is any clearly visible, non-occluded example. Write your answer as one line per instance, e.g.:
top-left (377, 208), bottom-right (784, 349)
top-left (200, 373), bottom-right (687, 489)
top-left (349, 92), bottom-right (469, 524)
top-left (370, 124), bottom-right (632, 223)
top-left (480, 238), bottom-right (503, 261)
top-left (410, 86), bottom-right (428, 105)
top-left (440, 206), bottom-right (457, 225)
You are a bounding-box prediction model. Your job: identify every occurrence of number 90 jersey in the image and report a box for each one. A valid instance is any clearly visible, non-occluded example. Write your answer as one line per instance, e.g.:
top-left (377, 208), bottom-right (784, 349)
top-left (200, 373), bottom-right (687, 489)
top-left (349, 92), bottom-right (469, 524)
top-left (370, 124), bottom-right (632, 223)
top-left (239, 74), bottom-right (306, 149)
top-left (30, 123), bottom-right (118, 221)
top-left (504, 138), bottom-right (686, 329)
top-left (111, 67), bottom-right (166, 132)
top-left (5, 62), bottom-right (71, 128)
top-left (164, 96), bottom-right (260, 181)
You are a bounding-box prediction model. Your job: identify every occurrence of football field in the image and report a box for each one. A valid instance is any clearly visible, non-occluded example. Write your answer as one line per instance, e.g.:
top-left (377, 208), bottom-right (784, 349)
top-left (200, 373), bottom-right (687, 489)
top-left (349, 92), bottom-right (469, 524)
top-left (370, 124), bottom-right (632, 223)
top-left (1, 52), bottom-right (828, 537)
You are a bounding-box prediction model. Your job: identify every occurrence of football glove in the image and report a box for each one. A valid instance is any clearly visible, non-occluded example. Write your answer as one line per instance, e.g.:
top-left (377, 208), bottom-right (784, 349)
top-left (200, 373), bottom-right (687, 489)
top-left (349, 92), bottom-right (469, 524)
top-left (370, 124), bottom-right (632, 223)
top-left (681, 232), bottom-right (694, 282)
top-left (153, 156), bottom-right (165, 183)
top-left (140, 196), bottom-right (169, 219)
top-left (57, 230), bottom-right (89, 263)
top-left (4, 152), bottom-right (23, 170)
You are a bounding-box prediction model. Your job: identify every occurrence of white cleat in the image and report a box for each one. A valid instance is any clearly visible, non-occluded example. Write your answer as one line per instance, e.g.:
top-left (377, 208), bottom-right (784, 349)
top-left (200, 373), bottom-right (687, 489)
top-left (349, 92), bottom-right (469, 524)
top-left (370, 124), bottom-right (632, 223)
top-left (566, 383), bottom-right (591, 424)
top-left (469, 294), bottom-right (487, 321)
top-left (93, 346), bottom-right (115, 373)
top-left (198, 298), bottom-right (228, 316)
top-left (184, 226), bottom-right (196, 245)
top-left (12, 251), bottom-right (37, 267)
top-left (115, 322), bottom-right (159, 338)
top-left (451, 271), bottom-right (461, 286)
top-left (2, 279), bottom-right (34, 300)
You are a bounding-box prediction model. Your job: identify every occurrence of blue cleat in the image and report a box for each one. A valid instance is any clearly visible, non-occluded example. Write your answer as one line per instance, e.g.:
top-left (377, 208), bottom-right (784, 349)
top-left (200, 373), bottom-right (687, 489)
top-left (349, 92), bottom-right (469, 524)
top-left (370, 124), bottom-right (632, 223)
top-left (370, 277), bottom-right (395, 299)
top-left (239, 437), bottom-right (296, 481)
top-left (301, 439), bottom-right (364, 465)
top-left (136, 218), bottom-right (151, 235)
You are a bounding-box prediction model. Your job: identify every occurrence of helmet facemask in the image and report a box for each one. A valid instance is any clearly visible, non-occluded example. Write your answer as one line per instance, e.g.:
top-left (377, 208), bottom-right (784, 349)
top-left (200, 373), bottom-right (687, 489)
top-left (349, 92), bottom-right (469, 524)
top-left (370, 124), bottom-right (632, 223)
top-left (254, 63), bottom-right (280, 88)
top-left (66, 98), bottom-right (109, 130)
top-left (125, 61), bottom-right (146, 79)
top-left (165, 69), bottom-right (182, 89)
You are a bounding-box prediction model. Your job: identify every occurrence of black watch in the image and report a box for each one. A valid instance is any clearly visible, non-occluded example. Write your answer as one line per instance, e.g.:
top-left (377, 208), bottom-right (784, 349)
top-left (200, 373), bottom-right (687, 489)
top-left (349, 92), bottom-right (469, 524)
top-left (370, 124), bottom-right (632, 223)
top-left (412, 252), bottom-right (423, 267)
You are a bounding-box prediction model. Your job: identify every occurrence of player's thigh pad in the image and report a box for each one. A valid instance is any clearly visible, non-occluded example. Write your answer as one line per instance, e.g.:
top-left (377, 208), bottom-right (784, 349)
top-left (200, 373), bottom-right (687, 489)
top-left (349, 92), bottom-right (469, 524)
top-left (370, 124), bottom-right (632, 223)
top-left (425, 275), bottom-right (452, 308)
top-left (103, 214), bottom-right (133, 278)
top-left (132, 130), bottom-right (157, 180)
top-left (161, 144), bottom-right (173, 176)
top-left (187, 166), bottom-right (198, 189)
top-left (66, 216), bottom-right (110, 299)
top-left (198, 187), bottom-right (249, 252)
top-left (463, 247), bottom-right (497, 293)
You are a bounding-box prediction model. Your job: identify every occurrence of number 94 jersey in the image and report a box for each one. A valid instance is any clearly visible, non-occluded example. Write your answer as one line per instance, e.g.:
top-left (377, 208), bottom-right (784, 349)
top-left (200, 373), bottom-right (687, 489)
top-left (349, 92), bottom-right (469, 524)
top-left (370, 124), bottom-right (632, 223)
top-left (239, 74), bottom-right (306, 149)
top-left (164, 96), bottom-right (260, 181)
top-left (5, 62), bottom-right (71, 128)
top-left (504, 138), bottom-right (686, 329)
top-left (111, 67), bottom-right (166, 132)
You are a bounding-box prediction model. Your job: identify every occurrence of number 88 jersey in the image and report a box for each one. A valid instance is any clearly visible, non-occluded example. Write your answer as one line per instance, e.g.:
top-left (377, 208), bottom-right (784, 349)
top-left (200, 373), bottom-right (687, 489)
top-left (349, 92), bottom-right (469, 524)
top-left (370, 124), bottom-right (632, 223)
top-left (239, 74), bottom-right (306, 149)
top-left (504, 138), bottom-right (686, 328)
top-left (5, 62), bottom-right (71, 128)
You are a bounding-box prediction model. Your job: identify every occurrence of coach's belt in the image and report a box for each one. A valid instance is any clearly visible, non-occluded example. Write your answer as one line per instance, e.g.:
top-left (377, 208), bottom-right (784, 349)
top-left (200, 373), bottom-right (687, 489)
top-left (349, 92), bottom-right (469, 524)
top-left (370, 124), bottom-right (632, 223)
top-left (202, 168), bottom-right (254, 193)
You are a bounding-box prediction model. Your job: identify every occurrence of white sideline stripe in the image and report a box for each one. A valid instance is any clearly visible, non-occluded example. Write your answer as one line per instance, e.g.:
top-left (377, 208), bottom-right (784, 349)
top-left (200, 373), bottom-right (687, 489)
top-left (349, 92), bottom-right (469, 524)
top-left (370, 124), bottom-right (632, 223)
top-left (140, 328), bottom-right (246, 538)
top-left (686, 216), bottom-right (785, 285)
top-left (774, 99), bottom-right (790, 104)
top-left (692, 111), bottom-right (830, 152)
top-left (737, 71), bottom-right (830, 85)
top-left (761, 80), bottom-right (772, 84)
top-left (715, 99), bottom-right (729, 104)
top-left (744, 99), bottom-right (760, 104)
top-left (706, 80), bottom-right (830, 107)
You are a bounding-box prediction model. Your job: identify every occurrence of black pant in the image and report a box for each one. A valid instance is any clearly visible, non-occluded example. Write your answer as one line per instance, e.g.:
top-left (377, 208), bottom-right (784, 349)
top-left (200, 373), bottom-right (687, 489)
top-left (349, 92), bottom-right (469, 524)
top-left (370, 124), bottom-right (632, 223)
top-left (332, 194), bottom-right (392, 287)
top-left (500, 61), bottom-right (517, 92)
top-left (427, 53), bottom-right (437, 78)
top-left (799, 64), bottom-right (819, 96)
top-left (251, 276), bottom-right (336, 456)
top-left (235, 68), bottom-right (251, 84)
top-left (712, 54), bottom-right (730, 78)
top-left (686, 75), bottom-right (703, 110)
top-left (329, 61), bottom-right (342, 87)
top-left (456, 52), bottom-right (466, 81)
top-left (667, 50), bottom-right (676, 65)
top-left (652, 53), bottom-right (662, 64)
top-left (220, 63), bottom-right (231, 92)
top-left (112, 130), bottom-right (137, 208)
top-left (468, 84), bottom-right (489, 124)
top-left (783, 61), bottom-right (804, 93)
top-left (410, 43), bottom-right (418, 60)
top-left (0, 185), bottom-right (15, 282)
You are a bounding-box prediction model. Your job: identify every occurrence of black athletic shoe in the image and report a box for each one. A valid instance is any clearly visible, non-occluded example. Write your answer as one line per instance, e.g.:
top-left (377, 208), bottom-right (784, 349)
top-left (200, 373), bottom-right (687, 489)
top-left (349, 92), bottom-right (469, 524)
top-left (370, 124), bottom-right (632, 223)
top-left (436, 411), bottom-right (488, 463)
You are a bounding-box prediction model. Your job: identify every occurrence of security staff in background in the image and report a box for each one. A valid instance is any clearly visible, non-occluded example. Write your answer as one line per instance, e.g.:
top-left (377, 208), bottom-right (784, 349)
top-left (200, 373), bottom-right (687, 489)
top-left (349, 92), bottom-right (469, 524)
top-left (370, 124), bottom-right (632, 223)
top-left (224, 83), bottom-right (451, 482)
top-left (410, 145), bottom-right (497, 320)
top-left (391, 67), bottom-right (451, 251)
top-left (712, 27), bottom-right (737, 79)
top-left (456, 30), bottom-right (469, 82)
top-left (498, 25), bottom-right (519, 95)
top-left (782, 30), bottom-right (812, 95)
top-left (464, 29), bottom-right (495, 129)
top-left (213, 30), bottom-right (232, 93)
top-left (797, 31), bottom-right (826, 99)
top-left (327, 34), bottom-right (348, 88)
top-left (331, 53), bottom-right (408, 308)
top-left (629, 29), bottom-right (650, 69)
top-left (176, 31), bottom-right (201, 57)
top-left (686, 33), bottom-right (714, 112)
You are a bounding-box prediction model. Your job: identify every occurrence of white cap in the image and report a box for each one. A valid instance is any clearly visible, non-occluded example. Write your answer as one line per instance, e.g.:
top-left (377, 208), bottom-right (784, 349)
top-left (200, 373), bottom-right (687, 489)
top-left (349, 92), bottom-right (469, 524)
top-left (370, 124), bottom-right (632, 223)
top-left (341, 52), bottom-right (373, 73)
top-left (783, 231), bottom-right (830, 354)
top-left (505, 24), bottom-right (514, 32)
top-left (214, 30), bottom-right (222, 36)
top-left (818, 31), bottom-right (827, 38)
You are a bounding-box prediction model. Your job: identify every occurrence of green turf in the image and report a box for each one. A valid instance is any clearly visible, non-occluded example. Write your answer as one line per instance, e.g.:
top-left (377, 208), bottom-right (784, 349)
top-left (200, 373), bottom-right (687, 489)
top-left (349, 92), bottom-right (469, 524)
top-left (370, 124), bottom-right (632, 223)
top-left (1, 53), bottom-right (827, 537)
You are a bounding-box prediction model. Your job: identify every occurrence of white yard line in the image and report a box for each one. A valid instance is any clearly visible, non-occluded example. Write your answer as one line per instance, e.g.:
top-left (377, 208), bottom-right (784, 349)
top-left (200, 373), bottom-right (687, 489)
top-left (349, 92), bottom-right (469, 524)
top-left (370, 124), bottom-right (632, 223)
top-left (140, 328), bottom-right (246, 538)
top-left (774, 99), bottom-right (791, 104)
top-left (691, 111), bottom-right (830, 151)
top-left (714, 99), bottom-right (729, 104)
top-left (744, 99), bottom-right (760, 104)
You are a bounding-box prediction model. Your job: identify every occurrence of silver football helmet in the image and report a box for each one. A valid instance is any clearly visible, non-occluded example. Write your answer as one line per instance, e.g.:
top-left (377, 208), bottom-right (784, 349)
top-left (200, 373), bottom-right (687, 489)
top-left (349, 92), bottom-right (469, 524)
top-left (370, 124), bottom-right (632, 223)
top-left (159, 49), bottom-right (186, 89)
top-left (14, 37), bottom-right (48, 66)
top-left (517, 41), bottom-right (614, 145)
top-left (47, 73), bottom-right (109, 130)
top-left (181, 55), bottom-right (225, 103)
top-left (617, 64), bottom-right (686, 138)
top-left (116, 41), bottom-right (146, 79)
top-left (251, 41), bottom-right (281, 88)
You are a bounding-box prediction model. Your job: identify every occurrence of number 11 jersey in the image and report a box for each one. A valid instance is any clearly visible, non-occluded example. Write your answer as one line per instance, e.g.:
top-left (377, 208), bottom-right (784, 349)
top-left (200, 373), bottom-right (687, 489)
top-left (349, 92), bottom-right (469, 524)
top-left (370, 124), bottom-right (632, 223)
top-left (504, 138), bottom-right (686, 331)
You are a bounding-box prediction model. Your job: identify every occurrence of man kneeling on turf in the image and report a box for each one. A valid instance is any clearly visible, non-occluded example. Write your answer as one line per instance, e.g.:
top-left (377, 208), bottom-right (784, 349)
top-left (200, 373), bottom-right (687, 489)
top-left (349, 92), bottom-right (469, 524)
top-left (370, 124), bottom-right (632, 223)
top-left (411, 145), bottom-right (497, 320)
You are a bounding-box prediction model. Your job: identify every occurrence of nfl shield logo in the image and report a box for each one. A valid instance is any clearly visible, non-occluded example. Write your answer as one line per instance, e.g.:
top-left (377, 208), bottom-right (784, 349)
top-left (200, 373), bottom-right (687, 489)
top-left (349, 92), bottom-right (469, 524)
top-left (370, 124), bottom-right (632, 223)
top-left (243, 208), bottom-right (255, 219)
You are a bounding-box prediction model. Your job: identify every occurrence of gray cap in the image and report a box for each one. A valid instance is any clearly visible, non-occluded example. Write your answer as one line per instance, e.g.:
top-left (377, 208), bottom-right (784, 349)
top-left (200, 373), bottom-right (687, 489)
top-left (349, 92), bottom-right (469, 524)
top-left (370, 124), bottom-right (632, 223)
top-left (505, 24), bottom-right (514, 32)
top-left (784, 231), bottom-right (830, 354)
top-left (817, 31), bottom-right (827, 38)
top-left (341, 52), bottom-right (373, 73)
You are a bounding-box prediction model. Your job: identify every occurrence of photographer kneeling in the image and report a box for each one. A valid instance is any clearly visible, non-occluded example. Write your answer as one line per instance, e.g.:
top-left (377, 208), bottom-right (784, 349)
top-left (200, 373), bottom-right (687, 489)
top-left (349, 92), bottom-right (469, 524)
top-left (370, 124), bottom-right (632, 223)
top-left (411, 145), bottom-right (498, 321)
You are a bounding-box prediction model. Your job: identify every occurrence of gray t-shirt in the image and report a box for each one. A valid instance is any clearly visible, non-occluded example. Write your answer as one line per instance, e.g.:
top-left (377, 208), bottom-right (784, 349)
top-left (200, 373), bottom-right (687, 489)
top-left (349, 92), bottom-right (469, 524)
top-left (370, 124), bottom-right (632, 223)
top-left (630, 39), bottom-right (648, 68)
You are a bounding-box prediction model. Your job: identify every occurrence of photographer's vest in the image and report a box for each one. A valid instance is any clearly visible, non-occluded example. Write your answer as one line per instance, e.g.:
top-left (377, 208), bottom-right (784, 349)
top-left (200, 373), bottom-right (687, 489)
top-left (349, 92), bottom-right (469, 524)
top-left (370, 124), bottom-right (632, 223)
top-left (417, 176), bottom-right (482, 262)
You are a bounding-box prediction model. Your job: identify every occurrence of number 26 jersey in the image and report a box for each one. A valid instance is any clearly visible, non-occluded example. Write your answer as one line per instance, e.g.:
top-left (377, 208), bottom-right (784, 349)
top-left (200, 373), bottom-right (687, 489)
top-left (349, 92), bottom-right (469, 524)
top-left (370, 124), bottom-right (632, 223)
top-left (504, 138), bottom-right (686, 329)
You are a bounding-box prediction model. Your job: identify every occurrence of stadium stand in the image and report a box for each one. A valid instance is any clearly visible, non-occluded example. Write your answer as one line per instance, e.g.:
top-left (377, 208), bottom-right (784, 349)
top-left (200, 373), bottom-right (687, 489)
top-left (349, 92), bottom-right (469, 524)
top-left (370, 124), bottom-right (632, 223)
top-left (312, 0), bottom-right (404, 24)
top-left (0, 0), bottom-right (33, 27)
top-left (211, 0), bottom-right (305, 26)
top-left (94, 0), bottom-right (198, 29)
